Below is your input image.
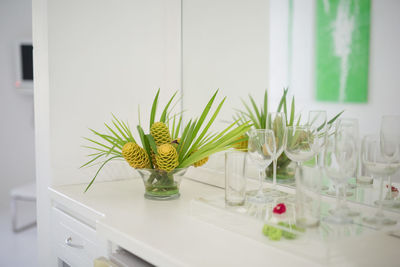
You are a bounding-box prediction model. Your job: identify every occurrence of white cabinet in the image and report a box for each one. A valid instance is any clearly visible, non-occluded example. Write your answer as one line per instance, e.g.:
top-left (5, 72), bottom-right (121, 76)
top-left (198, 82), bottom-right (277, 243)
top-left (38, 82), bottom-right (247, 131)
top-left (51, 206), bottom-right (107, 267)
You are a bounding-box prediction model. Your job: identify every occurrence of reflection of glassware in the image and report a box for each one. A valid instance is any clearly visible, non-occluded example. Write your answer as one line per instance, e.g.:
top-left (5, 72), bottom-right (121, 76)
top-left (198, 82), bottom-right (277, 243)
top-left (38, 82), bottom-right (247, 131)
top-left (338, 119), bottom-right (359, 189)
top-left (380, 115), bottom-right (400, 205)
top-left (285, 126), bottom-right (319, 227)
top-left (266, 112), bottom-right (287, 191)
top-left (225, 151), bottom-right (247, 206)
top-left (307, 110), bottom-right (327, 161)
top-left (324, 131), bottom-right (355, 224)
top-left (247, 129), bottom-right (276, 203)
top-left (307, 110), bottom-right (328, 189)
top-left (334, 119), bottom-right (360, 216)
top-left (362, 135), bottom-right (399, 227)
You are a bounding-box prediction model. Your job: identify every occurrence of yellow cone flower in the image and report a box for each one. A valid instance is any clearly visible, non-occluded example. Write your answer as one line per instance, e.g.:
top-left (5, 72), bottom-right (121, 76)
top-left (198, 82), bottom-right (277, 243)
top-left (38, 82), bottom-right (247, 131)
top-left (156, 144), bottom-right (179, 172)
top-left (193, 156), bottom-right (209, 167)
top-left (150, 122), bottom-right (172, 146)
top-left (233, 135), bottom-right (248, 151)
top-left (122, 142), bottom-right (150, 169)
top-left (192, 149), bottom-right (209, 167)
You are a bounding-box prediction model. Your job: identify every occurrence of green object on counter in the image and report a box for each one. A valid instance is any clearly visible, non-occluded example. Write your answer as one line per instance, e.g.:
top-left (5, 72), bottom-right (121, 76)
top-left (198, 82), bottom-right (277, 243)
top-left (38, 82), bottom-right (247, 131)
top-left (262, 225), bottom-right (282, 241)
top-left (262, 223), bottom-right (305, 241)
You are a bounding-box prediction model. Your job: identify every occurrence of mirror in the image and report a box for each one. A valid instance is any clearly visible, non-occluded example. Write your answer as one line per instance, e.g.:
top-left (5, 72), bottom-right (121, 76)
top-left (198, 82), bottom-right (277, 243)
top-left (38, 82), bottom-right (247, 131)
top-left (182, 0), bottom-right (269, 129)
top-left (182, 0), bottom-right (400, 214)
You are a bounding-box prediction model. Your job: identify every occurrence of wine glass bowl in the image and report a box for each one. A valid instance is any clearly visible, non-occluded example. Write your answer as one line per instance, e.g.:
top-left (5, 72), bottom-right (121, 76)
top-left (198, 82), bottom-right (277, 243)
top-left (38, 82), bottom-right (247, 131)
top-left (285, 126), bottom-right (317, 163)
top-left (380, 115), bottom-right (400, 163)
top-left (307, 110), bottom-right (327, 155)
top-left (247, 129), bottom-right (276, 168)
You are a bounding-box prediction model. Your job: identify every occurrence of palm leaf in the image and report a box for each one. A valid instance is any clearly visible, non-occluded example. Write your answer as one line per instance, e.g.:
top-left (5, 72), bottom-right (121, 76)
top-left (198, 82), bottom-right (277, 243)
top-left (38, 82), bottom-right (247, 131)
top-left (84, 155), bottom-right (122, 192)
top-left (160, 91), bottom-right (178, 123)
top-left (289, 96), bottom-right (295, 126)
top-left (150, 89), bottom-right (160, 128)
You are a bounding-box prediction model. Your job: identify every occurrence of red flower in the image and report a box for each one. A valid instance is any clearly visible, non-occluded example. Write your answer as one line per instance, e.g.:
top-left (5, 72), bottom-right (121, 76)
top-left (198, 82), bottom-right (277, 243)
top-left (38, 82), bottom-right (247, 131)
top-left (273, 203), bottom-right (286, 215)
top-left (386, 185), bottom-right (399, 192)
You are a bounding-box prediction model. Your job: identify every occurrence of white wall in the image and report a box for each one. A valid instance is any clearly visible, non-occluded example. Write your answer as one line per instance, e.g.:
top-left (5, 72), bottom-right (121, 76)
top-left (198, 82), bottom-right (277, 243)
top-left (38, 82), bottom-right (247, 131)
top-left (45, 0), bottom-right (181, 186)
top-left (269, 0), bottom-right (400, 135)
top-left (0, 0), bottom-right (35, 209)
top-left (182, 0), bottom-right (269, 129)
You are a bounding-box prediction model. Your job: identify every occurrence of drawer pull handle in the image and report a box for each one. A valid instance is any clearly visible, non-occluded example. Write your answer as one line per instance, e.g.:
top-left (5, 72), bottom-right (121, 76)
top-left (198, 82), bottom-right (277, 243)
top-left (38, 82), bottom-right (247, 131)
top-left (65, 237), bottom-right (84, 249)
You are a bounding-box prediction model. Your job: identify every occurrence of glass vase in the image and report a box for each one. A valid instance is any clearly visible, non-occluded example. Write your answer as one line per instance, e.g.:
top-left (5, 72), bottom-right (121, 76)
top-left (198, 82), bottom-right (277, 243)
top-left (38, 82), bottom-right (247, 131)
top-left (137, 168), bottom-right (188, 200)
top-left (266, 154), bottom-right (295, 183)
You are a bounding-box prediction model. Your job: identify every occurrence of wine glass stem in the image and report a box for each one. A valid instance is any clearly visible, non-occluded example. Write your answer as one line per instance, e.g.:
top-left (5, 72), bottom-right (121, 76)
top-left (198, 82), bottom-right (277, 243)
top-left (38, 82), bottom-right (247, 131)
top-left (256, 168), bottom-right (265, 197)
top-left (335, 183), bottom-right (344, 210)
top-left (376, 176), bottom-right (385, 217)
top-left (272, 159), bottom-right (277, 189)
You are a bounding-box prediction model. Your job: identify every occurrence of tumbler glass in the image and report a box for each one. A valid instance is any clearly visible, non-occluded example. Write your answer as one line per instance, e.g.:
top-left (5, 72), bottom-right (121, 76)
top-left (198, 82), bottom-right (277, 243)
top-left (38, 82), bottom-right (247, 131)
top-left (225, 151), bottom-right (247, 206)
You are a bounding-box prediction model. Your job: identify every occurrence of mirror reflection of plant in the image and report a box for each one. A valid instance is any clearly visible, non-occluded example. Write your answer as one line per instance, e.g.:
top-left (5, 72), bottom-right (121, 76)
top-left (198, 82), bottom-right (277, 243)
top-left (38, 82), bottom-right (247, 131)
top-left (82, 89), bottom-right (251, 192)
top-left (235, 88), bottom-right (343, 178)
top-left (286, 127), bottom-right (315, 153)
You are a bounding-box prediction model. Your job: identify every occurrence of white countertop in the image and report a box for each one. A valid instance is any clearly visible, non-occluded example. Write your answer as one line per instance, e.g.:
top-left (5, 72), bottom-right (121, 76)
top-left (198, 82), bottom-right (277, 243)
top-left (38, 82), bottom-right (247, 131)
top-left (49, 177), bottom-right (400, 267)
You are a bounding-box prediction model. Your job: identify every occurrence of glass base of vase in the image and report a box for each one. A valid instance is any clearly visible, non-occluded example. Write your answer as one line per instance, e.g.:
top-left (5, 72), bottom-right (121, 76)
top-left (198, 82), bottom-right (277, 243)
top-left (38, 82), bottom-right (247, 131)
top-left (324, 209), bottom-right (353, 224)
top-left (144, 191), bottom-right (180, 200)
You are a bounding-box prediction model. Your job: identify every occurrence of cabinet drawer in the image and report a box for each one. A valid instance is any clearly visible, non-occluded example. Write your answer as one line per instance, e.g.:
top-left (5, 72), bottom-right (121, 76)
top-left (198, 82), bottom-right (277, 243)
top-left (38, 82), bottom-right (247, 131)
top-left (51, 207), bottom-right (106, 267)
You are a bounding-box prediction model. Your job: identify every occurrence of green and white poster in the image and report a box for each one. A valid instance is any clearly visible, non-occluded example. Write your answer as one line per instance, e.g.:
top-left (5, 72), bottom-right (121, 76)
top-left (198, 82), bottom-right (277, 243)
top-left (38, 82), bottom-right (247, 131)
top-left (316, 0), bottom-right (371, 102)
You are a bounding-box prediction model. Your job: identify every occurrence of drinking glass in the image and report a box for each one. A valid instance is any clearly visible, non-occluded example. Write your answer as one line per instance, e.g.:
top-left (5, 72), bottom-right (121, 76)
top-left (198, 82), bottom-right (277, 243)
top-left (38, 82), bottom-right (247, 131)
top-left (266, 112), bottom-right (287, 190)
top-left (285, 126), bottom-right (320, 227)
top-left (334, 119), bottom-right (360, 217)
top-left (338, 118), bottom-right (359, 189)
top-left (307, 110), bottom-right (328, 189)
top-left (307, 110), bottom-right (327, 165)
top-left (247, 129), bottom-right (276, 203)
top-left (362, 135), bottom-right (399, 226)
top-left (380, 115), bottom-right (400, 205)
top-left (324, 129), bottom-right (356, 224)
top-left (225, 151), bottom-right (247, 206)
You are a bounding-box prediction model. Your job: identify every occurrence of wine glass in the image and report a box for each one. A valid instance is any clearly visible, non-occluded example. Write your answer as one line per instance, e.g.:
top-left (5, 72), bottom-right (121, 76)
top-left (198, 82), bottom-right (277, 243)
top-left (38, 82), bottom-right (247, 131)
top-left (380, 115), bottom-right (400, 206)
top-left (362, 135), bottom-right (398, 226)
top-left (307, 110), bottom-right (328, 189)
top-left (338, 118), bottom-right (360, 188)
top-left (323, 128), bottom-right (357, 224)
top-left (332, 119), bottom-right (360, 216)
top-left (285, 125), bottom-right (319, 227)
top-left (247, 129), bottom-right (276, 203)
top-left (307, 110), bottom-right (327, 165)
top-left (266, 112), bottom-right (287, 191)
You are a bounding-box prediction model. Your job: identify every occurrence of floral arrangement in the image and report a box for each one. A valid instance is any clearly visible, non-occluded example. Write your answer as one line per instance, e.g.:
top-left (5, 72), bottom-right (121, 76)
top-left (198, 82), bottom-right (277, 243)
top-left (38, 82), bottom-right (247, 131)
top-left (81, 89), bottom-right (251, 193)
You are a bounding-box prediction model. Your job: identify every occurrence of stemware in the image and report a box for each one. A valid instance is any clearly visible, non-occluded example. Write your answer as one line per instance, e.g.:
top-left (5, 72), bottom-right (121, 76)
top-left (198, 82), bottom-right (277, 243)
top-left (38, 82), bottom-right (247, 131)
top-left (307, 110), bottom-right (328, 190)
top-left (285, 125), bottom-right (320, 227)
top-left (266, 112), bottom-right (287, 190)
top-left (338, 118), bottom-right (360, 188)
top-left (307, 110), bottom-right (327, 166)
top-left (247, 129), bottom-right (276, 203)
top-left (324, 128), bottom-right (357, 224)
top-left (362, 135), bottom-right (399, 226)
top-left (330, 119), bottom-right (360, 216)
top-left (379, 115), bottom-right (400, 206)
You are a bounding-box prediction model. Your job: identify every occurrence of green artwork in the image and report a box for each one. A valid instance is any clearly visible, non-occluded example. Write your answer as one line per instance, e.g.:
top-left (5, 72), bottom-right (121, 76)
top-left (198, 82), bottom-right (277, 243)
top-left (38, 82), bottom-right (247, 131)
top-left (316, 0), bottom-right (371, 102)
